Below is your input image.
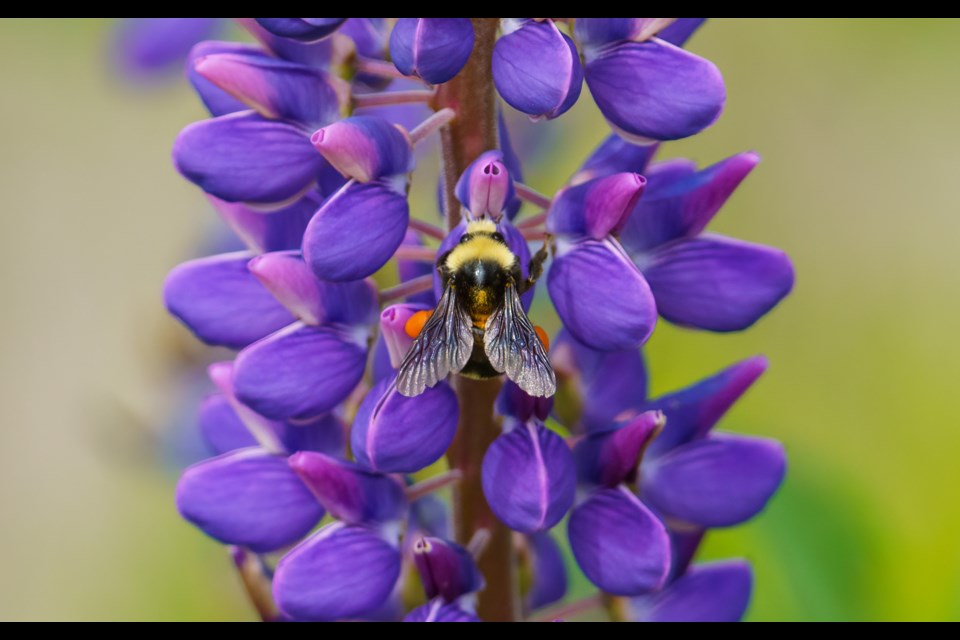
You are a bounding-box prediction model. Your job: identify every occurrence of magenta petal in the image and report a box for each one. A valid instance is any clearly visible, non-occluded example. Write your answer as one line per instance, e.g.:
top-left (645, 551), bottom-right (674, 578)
top-left (176, 448), bottom-right (324, 553)
top-left (621, 152), bottom-right (760, 253)
top-left (645, 356), bottom-right (768, 456)
top-left (586, 38), bottom-right (725, 142)
top-left (568, 487), bottom-right (671, 595)
top-left (405, 599), bottom-right (481, 622)
top-left (311, 116), bottom-right (413, 182)
top-left (248, 251), bottom-right (378, 326)
top-left (303, 180), bottom-right (410, 281)
top-left (233, 323), bottom-right (367, 420)
top-left (548, 239), bottom-right (656, 351)
top-left (195, 51), bottom-right (342, 127)
top-left (643, 434), bottom-right (787, 528)
top-left (208, 194), bottom-right (318, 254)
top-left (413, 537), bottom-right (484, 602)
top-left (548, 172), bottom-right (646, 240)
top-left (380, 303), bottom-right (428, 369)
top-left (290, 451), bottom-right (407, 525)
top-left (163, 252), bottom-right (293, 349)
top-left (526, 532), bottom-right (568, 611)
top-left (390, 18), bottom-right (475, 84)
top-left (173, 111), bottom-right (324, 204)
top-left (454, 150), bottom-right (516, 220)
top-left (186, 41), bottom-right (254, 116)
top-left (352, 377), bottom-right (459, 473)
top-left (482, 422), bottom-right (575, 533)
top-left (274, 523), bottom-right (401, 621)
top-left (575, 411), bottom-right (664, 488)
top-left (493, 19), bottom-right (582, 119)
top-left (642, 234), bottom-right (795, 332)
top-left (634, 560), bottom-right (752, 622)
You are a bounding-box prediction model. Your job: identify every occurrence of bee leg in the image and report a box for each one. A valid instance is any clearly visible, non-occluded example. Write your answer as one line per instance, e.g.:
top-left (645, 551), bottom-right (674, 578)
top-left (520, 238), bottom-right (551, 294)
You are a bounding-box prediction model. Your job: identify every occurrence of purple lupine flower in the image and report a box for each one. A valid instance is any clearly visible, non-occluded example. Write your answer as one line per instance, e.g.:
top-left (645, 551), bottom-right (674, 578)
top-left (161, 17), bottom-right (790, 622)
top-left (390, 18), bottom-right (476, 85)
top-left (549, 136), bottom-right (794, 341)
top-left (490, 18), bottom-right (723, 141)
top-left (113, 18), bottom-right (222, 79)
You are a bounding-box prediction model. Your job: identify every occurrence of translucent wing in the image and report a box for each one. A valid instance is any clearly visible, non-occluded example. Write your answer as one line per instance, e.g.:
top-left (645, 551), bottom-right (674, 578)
top-left (484, 283), bottom-right (556, 398)
top-left (396, 283), bottom-right (474, 397)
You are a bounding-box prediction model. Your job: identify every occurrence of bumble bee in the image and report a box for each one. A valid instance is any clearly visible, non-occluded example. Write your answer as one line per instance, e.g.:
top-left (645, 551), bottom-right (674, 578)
top-left (397, 219), bottom-right (556, 398)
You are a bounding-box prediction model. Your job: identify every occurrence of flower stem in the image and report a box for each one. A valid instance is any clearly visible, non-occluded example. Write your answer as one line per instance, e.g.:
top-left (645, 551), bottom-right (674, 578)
top-left (514, 182), bottom-right (553, 209)
top-left (379, 274), bottom-right (434, 304)
top-left (435, 18), bottom-right (519, 623)
top-left (409, 108), bottom-right (456, 145)
top-left (353, 89), bottom-right (435, 109)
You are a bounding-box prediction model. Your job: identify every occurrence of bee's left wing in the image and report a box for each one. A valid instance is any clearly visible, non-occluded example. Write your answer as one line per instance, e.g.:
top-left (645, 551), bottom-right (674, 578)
top-left (484, 283), bottom-right (556, 398)
top-left (396, 283), bottom-right (474, 397)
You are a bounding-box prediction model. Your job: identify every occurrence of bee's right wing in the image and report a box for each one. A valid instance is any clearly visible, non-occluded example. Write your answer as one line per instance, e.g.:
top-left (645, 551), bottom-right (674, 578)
top-left (396, 283), bottom-right (474, 397)
top-left (483, 283), bottom-right (556, 398)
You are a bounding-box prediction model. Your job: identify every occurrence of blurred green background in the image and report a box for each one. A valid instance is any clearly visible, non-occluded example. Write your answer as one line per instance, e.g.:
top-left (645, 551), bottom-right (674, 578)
top-left (1, 18), bottom-right (958, 621)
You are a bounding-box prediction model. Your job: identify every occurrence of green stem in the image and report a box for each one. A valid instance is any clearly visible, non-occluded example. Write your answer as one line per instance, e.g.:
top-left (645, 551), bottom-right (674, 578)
top-left (435, 18), bottom-right (519, 623)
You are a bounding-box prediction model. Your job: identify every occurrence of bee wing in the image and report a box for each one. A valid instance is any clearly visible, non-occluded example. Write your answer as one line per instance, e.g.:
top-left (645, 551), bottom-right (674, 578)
top-left (484, 284), bottom-right (556, 398)
top-left (396, 283), bottom-right (474, 397)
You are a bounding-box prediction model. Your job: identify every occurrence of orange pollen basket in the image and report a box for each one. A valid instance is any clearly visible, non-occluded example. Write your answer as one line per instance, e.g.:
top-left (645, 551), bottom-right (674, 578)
top-left (404, 310), bottom-right (434, 339)
top-left (534, 325), bottom-right (550, 350)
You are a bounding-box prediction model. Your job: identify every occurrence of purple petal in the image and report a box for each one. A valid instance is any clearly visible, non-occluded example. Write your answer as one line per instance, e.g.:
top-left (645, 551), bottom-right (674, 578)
top-left (303, 180), bottom-right (410, 281)
top-left (575, 18), bottom-right (677, 50)
top-left (199, 393), bottom-right (259, 455)
top-left (280, 413), bottom-right (345, 456)
top-left (575, 134), bottom-right (659, 182)
top-left (207, 361), bottom-right (287, 453)
top-left (254, 18), bottom-right (345, 43)
top-left (397, 230), bottom-right (437, 306)
top-left (641, 235), bottom-right (795, 332)
top-left (274, 523), bottom-right (401, 621)
top-left (238, 18), bottom-right (333, 67)
top-left (482, 422), bottom-right (575, 533)
top-left (496, 380), bottom-right (553, 423)
top-left (656, 19), bottom-right (707, 47)
top-left (209, 193), bottom-right (318, 254)
top-left (547, 239), bottom-right (656, 351)
top-left (634, 560), bottom-right (752, 622)
top-left (311, 116), bottom-right (413, 182)
top-left (390, 18), bottom-right (475, 85)
top-left (493, 19), bottom-right (583, 119)
top-left (290, 451), bottom-right (407, 525)
top-left (585, 39), bottom-right (725, 142)
top-left (642, 434), bottom-right (787, 527)
top-left (413, 537), bottom-right (484, 602)
top-left (380, 303), bottom-right (430, 369)
top-left (173, 111), bottom-right (324, 204)
top-left (670, 528), bottom-right (706, 580)
top-left (526, 532), bottom-right (568, 611)
top-left (163, 251), bottom-right (293, 349)
top-left (342, 17), bottom-right (388, 59)
top-left (621, 152), bottom-right (760, 253)
top-left (352, 377), bottom-right (459, 473)
top-left (645, 356), bottom-right (768, 456)
top-left (548, 172), bottom-right (646, 240)
top-left (176, 448), bottom-right (324, 552)
top-left (405, 600), bottom-right (481, 622)
top-left (568, 487), bottom-right (671, 595)
top-left (249, 251), bottom-right (378, 326)
top-left (186, 41), bottom-right (253, 116)
top-left (455, 150), bottom-right (516, 221)
top-left (551, 330), bottom-right (647, 433)
top-left (575, 411), bottom-right (664, 488)
top-left (195, 51), bottom-right (342, 127)
top-left (233, 323), bottom-right (367, 420)
top-left (114, 18), bottom-right (219, 77)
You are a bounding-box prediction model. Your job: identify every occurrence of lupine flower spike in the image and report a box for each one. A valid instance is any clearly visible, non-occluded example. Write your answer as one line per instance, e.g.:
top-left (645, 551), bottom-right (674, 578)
top-left (164, 17), bottom-right (793, 622)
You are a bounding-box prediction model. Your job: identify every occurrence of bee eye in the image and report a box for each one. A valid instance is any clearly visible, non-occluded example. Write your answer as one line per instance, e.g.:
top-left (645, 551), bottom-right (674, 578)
top-left (491, 232), bottom-right (505, 243)
top-left (459, 234), bottom-right (472, 244)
